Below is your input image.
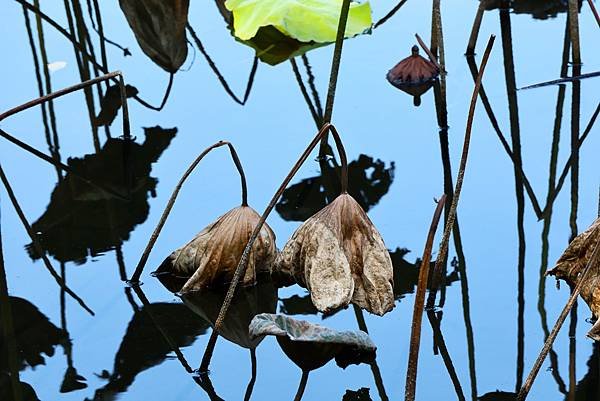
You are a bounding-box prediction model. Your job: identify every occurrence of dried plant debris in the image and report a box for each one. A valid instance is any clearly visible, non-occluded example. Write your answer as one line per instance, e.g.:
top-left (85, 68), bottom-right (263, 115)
top-left (119, 0), bottom-right (190, 72)
top-left (249, 313), bottom-right (376, 371)
top-left (548, 218), bottom-right (600, 340)
top-left (273, 193), bottom-right (394, 316)
top-left (155, 206), bottom-right (276, 293)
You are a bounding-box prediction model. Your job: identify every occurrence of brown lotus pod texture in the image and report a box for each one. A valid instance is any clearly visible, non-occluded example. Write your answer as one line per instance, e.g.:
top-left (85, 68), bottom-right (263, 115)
top-left (274, 193), bottom-right (394, 316)
top-left (386, 45), bottom-right (439, 86)
top-left (157, 206), bottom-right (277, 293)
top-left (548, 218), bottom-right (600, 340)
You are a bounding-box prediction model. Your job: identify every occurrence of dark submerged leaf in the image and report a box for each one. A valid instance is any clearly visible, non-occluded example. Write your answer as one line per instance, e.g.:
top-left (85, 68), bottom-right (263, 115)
top-left (343, 387), bottom-right (373, 401)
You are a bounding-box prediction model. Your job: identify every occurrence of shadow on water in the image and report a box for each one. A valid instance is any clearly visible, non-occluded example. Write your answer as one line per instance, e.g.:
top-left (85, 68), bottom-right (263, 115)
top-left (25, 127), bottom-right (176, 265)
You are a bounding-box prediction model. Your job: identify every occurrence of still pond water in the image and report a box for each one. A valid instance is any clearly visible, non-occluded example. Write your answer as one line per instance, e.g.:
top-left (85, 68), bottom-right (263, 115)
top-left (2, 1), bottom-right (600, 400)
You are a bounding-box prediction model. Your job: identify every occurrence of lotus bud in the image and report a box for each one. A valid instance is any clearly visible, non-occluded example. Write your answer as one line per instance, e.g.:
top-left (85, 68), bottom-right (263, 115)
top-left (274, 193), bottom-right (394, 316)
top-left (156, 205), bottom-right (276, 293)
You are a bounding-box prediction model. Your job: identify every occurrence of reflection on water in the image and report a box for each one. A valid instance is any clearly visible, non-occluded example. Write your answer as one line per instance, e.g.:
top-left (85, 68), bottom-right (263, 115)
top-left (276, 155), bottom-right (394, 222)
top-left (0, 297), bottom-right (65, 371)
top-left (2, 0), bottom-right (600, 400)
top-left (26, 127), bottom-right (176, 264)
top-left (87, 302), bottom-right (208, 401)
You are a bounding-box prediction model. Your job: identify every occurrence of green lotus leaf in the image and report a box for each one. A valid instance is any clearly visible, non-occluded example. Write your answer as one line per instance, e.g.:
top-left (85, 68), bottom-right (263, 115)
top-left (225, 0), bottom-right (373, 42)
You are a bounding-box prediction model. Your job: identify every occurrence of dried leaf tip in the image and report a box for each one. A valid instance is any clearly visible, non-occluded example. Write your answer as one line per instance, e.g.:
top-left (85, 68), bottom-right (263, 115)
top-left (548, 218), bottom-right (600, 340)
top-left (155, 205), bottom-right (276, 293)
top-left (273, 193), bottom-right (394, 316)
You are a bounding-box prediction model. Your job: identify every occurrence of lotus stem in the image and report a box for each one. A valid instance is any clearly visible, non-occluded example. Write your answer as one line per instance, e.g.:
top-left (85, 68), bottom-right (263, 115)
top-left (0, 164), bottom-right (94, 316)
top-left (199, 123), bottom-right (348, 373)
top-left (568, 0), bottom-right (581, 66)
top-left (516, 236), bottom-right (600, 400)
top-left (320, 0), bottom-right (351, 154)
top-left (244, 348), bottom-right (257, 401)
top-left (415, 33), bottom-right (443, 73)
top-left (129, 140), bottom-right (248, 283)
top-left (465, 2), bottom-right (485, 55)
top-left (404, 194), bottom-right (446, 401)
top-left (426, 35), bottom-right (495, 309)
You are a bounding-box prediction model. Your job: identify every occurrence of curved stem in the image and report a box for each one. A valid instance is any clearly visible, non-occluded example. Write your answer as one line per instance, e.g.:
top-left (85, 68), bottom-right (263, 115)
top-left (427, 35), bottom-right (495, 308)
top-left (293, 371), bottom-right (310, 401)
top-left (129, 141), bottom-right (248, 283)
top-left (132, 73), bottom-right (174, 111)
top-left (199, 123), bottom-right (348, 372)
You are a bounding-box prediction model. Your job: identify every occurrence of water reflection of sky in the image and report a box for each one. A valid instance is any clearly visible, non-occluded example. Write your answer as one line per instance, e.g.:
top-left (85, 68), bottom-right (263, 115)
top-left (1, 1), bottom-right (600, 400)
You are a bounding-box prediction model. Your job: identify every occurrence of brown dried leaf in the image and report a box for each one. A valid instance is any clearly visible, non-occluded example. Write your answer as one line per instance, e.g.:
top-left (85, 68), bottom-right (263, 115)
top-left (548, 218), bottom-right (600, 340)
top-left (274, 193), bottom-right (394, 316)
top-left (156, 206), bottom-right (276, 293)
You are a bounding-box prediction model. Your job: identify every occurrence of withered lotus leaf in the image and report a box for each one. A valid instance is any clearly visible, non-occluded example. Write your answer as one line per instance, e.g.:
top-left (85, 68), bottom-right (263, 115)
top-left (548, 218), bottom-right (600, 340)
top-left (249, 313), bottom-right (376, 371)
top-left (273, 193), bottom-right (394, 316)
top-left (156, 206), bottom-right (276, 293)
top-left (119, 0), bottom-right (190, 72)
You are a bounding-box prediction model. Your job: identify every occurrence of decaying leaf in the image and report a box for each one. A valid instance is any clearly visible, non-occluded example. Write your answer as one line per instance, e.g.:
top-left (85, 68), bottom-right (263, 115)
top-left (249, 313), bottom-right (376, 371)
top-left (155, 206), bottom-right (277, 293)
top-left (119, 0), bottom-right (190, 72)
top-left (225, 0), bottom-right (373, 42)
top-left (273, 193), bottom-right (394, 316)
top-left (548, 218), bottom-right (600, 340)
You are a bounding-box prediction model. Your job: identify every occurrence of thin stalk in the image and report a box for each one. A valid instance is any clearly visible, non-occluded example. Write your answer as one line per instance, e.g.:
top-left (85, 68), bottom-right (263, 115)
top-left (588, 0), bottom-right (600, 28)
top-left (542, 102), bottom-right (600, 217)
top-left (301, 55), bottom-right (323, 120)
top-left (426, 311), bottom-right (466, 401)
top-left (0, 203), bottom-right (24, 401)
top-left (428, 35), bottom-right (496, 306)
top-left (465, 57), bottom-right (543, 218)
top-left (187, 24), bottom-right (258, 106)
top-left (291, 58), bottom-right (321, 127)
top-left (569, 0), bottom-right (581, 66)
top-left (294, 371), bottom-right (310, 401)
top-left (0, 164), bottom-right (94, 315)
top-left (353, 305), bottom-right (389, 401)
top-left (520, 71), bottom-right (600, 90)
top-left (16, 0), bottom-right (174, 111)
top-left (130, 141), bottom-right (248, 283)
top-left (199, 123), bottom-right (348, 372)
top-left (320, 0), bottom-right (351, 153)
top-left (415, 33), bottom-right (443, 73)
top-left (516, 239), bottom-right (600, 400)
top-left (404, 194), bottom-right (446, 401)
top-left (465, 2), bottom-right (485, 55)
top-left (374, 0), bottom-right (409, 29)
top-left (243, 349), bottom-right (257, 401)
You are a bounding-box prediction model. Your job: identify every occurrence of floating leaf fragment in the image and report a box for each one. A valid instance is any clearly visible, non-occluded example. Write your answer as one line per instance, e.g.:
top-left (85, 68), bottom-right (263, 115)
top-left (225, 0), bottom-right (373, 42)
top-left (273, 193), bottom-right (394, 316)
top-left (47, 61), bottom-right (67, 73)
top-left (548, 218), bottom-right (600, 340)
top-left (155, 206), bottom-right (277, 293)
top-left (249, 313), bottom-right (376, 370)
